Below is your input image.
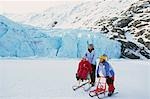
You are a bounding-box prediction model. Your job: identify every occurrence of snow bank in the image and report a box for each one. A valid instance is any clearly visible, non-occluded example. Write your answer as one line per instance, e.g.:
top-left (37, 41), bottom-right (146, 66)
top-left (0, 15), bottom-right (121, 58)
top-left (0, 59), bottom-right (149, 99)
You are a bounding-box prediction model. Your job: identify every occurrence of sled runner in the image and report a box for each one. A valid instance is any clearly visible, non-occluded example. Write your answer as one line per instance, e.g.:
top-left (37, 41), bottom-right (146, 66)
top-left (96, 92), bottom-right (119, 99)
top-left (83, 84), bottom-right (93, 92)
top-left (72, 81), bottom-right (89, 91)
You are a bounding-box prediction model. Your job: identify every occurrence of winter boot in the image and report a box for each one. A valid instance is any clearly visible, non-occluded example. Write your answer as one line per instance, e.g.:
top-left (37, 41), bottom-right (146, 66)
top-left (90, 82), bottom-right (95, 87)
top-left (108, 92), bottom-right (113, 97)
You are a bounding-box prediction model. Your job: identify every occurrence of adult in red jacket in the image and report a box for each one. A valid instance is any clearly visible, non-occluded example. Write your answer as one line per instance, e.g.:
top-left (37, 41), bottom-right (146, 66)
top-left (76, 57), bottom-right (92, 81)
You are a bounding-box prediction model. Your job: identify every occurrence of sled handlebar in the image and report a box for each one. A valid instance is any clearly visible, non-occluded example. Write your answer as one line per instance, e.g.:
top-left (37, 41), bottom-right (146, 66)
top-left (97, 76), bottom-right (106, 85)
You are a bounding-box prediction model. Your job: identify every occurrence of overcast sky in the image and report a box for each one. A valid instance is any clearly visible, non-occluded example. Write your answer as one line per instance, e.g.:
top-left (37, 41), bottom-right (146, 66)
top-left (0, 0), bottom-right (85, 14)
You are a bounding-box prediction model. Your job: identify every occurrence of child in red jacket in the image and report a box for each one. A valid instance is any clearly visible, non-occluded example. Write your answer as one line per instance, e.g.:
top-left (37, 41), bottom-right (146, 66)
top-left (76, 57), bottom-right (92, 82)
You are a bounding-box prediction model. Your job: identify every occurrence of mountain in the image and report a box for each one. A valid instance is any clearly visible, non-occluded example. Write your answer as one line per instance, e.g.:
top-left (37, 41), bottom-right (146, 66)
top-left (1, 0), bottom-right (150, 59)
top-left (4, 0), bottom-right (139, 29)
top-left (91, 0), bottom-right (150, 59)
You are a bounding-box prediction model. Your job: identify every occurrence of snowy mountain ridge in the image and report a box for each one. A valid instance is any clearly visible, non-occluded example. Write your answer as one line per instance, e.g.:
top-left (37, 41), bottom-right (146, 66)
top-left (4, 0), bottom-right (139, 29)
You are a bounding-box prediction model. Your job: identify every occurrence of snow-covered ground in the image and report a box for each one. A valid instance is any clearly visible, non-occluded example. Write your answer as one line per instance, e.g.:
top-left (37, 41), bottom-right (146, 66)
top-left (0, 59), bottom-right (149, 99)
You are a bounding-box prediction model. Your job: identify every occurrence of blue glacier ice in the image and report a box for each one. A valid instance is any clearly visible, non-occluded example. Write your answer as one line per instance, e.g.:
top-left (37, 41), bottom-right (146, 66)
top-left (0, 15), bottom-right (121, 59)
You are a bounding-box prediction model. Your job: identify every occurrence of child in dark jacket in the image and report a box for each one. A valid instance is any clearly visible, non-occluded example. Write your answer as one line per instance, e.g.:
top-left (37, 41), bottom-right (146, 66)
top-left (97, 55), bottom-right (115, 96)
top-left (85, 44), bottom-right (96, 86)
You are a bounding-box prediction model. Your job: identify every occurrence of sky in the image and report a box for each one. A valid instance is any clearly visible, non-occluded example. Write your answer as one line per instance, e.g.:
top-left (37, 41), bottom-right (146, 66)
top-left (0, 0), bottom-right (84, 14)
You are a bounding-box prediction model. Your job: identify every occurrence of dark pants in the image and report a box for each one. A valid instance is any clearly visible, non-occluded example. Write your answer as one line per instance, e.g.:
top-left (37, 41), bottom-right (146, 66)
top-left (90, 64), bottom-right (96, 84)
top-left (106, 76), bottom-right (115, 93)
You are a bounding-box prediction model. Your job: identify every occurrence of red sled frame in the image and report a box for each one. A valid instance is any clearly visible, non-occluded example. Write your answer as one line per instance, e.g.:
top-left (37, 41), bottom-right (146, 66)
top-left (89, 76), bottom-right (107, 97)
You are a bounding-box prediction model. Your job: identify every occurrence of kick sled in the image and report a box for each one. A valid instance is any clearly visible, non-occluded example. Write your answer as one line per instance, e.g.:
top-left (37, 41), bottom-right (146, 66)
top-left (89, 76), bottom-right (118, 99)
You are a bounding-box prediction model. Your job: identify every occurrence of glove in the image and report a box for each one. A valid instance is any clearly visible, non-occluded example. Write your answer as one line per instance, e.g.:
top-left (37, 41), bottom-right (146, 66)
top-left (105, 76), bottom-right (109, 79)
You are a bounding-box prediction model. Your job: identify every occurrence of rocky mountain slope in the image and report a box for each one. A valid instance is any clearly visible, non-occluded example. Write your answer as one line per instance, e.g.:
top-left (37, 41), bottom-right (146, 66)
top-left (91, 0), bottom-right (150, 59)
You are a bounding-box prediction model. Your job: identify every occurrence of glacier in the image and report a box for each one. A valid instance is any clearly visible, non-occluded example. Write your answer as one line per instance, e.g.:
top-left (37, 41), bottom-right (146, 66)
top-left (0, 15), bottom-right (121, 58)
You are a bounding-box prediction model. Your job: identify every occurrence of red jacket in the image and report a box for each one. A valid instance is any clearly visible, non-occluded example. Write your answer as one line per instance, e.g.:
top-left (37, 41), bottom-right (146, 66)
top-left (77, 60), bottom-right (92, 80)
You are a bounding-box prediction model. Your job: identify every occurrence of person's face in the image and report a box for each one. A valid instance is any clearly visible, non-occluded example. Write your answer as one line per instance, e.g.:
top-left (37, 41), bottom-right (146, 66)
top-left (88, 46), bottom-right (92, 50)
top-left (100, 58), bottom-right (104, 63)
